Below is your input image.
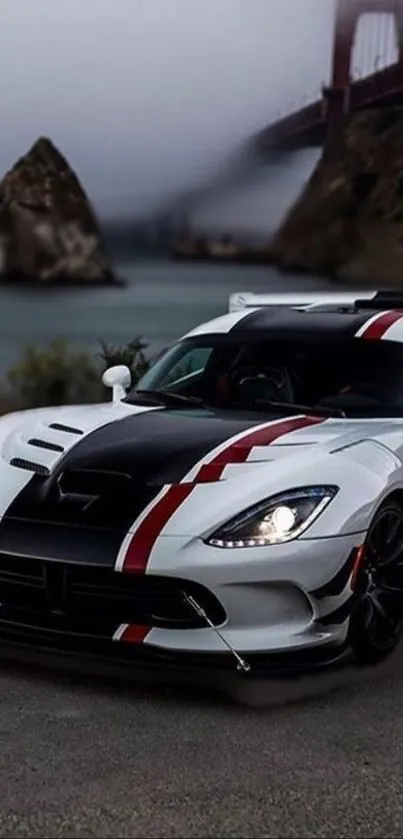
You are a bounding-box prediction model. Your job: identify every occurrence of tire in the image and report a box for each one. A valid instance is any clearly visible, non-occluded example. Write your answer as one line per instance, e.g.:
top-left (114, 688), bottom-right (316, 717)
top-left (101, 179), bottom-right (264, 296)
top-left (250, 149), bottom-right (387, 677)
top-left (349, 499), bottom-right (403, 666)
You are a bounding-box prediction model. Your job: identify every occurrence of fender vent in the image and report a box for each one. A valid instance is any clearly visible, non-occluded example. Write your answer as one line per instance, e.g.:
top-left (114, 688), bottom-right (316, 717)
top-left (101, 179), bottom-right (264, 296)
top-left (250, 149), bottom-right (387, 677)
top-left (10, 458), bottom-right (50, 476)
top-left (49, 423), bottom-right (83, 435)
top-left (28, 438), bottom-right (64, 453)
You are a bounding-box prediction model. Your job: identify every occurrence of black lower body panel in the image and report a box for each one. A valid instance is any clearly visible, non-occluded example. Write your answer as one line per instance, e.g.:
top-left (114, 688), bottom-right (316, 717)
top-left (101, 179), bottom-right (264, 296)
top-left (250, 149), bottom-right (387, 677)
top-left (0, 545), bottom-right (349, 680)
top-left (0, 615), bottom-right (350, 678)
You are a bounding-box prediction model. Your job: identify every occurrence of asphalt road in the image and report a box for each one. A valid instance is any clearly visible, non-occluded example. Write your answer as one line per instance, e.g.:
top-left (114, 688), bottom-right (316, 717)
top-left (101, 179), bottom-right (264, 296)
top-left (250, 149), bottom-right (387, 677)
top-left (1, 650), bottom-right (403, 839)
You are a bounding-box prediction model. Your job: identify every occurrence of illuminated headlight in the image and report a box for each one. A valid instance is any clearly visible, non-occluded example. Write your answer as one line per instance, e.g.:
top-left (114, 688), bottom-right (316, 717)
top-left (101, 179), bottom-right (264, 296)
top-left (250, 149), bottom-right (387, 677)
top-left (205, 486), bottom-right (338, 548)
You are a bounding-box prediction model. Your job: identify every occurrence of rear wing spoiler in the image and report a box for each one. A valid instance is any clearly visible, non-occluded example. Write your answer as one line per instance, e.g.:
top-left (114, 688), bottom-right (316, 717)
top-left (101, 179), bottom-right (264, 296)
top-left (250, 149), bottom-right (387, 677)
top-left (228, 290), bottom-right (381, 313)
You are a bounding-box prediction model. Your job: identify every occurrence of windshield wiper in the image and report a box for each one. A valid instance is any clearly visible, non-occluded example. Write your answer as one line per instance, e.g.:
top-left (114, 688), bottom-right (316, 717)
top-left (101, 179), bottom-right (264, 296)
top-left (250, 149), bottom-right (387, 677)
top-left (251, 400), bottom-right (346, 419)
top-left (130, 391), bottom-right (346, 417)
top-left (132, 389), bottom-right (207, 408)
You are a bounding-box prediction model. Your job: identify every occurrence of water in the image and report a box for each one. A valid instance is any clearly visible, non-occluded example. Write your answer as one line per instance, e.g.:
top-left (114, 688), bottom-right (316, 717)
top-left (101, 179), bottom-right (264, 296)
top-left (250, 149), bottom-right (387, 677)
top-left (0, 257), bottom-right (335, 377)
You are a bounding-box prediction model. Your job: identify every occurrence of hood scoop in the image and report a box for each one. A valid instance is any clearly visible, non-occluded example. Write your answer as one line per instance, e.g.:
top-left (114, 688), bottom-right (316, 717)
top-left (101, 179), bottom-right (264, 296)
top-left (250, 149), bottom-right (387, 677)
top-left (4, 463), bottom-right (161, 531)
top-left (58, 468), bottom-right (132, 498)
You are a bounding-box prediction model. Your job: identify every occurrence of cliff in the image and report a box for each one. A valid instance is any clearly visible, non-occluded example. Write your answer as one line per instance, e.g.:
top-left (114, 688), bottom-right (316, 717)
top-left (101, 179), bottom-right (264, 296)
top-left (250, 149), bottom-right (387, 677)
top-left (272, 108), bottom-right (403, 285)
top-left (0, 137), bottom-right (116, 285)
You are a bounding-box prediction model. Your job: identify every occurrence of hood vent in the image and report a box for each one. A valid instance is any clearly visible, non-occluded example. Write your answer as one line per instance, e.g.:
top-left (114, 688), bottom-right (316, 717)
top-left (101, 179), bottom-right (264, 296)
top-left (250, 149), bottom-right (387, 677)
top-left (10, 458), bottom-right (50, 476)
top-left (28, 438), bottom-right (64, 453)
top-left (6, 420), bottom-right (86, 476)
top-left (49, 423), bottom-right (83, 435)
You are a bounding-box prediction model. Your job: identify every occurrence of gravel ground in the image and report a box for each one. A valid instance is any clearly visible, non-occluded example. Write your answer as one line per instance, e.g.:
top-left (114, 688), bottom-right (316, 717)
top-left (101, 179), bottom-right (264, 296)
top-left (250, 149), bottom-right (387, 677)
top-left (0, 650), bottom-right (403, 839)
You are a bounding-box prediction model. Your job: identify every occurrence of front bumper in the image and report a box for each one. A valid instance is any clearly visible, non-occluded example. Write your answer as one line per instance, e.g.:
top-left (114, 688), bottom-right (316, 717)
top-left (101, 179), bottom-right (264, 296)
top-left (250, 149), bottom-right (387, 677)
top-left (137, 531), bottom-right (363, 655)
top-left (0, 531), bottom-right (363, 674)
top-left (0, 616), bottom-right (352, 678)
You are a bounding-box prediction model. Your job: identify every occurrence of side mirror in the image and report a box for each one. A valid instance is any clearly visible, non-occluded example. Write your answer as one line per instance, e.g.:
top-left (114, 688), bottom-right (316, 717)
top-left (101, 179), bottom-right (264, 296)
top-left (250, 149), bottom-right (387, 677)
top-left (102, 365), bottom-right (132, 402)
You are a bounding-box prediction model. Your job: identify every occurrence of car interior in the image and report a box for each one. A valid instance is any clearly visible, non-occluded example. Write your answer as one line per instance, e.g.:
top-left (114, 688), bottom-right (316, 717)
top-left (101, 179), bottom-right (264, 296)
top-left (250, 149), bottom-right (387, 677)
top-left (134, 336), bottom-right (403, 416)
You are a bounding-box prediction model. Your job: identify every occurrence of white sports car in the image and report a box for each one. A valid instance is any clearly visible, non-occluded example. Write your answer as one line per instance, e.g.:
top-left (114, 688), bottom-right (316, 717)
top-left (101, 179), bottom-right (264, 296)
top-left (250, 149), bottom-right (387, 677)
top-left (1, 288), bottom-right (403, 678)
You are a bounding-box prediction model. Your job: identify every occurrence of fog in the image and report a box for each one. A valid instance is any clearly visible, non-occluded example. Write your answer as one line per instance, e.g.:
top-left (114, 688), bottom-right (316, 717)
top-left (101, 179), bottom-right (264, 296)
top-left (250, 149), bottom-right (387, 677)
top-left (0, 0), bottom-right (396, 232)
top-left (189, 149), bottom-right (322, 236)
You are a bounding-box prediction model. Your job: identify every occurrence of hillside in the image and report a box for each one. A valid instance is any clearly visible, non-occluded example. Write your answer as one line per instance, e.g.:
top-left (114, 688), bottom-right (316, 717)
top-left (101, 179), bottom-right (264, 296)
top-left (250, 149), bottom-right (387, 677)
top-left (272, 108), bottom-right (403, 285)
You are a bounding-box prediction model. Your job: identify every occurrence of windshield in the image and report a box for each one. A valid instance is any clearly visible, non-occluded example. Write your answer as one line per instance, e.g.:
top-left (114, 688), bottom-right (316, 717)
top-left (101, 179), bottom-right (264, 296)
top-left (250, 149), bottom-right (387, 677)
top-left (128, 333), bottom-right (403, 417)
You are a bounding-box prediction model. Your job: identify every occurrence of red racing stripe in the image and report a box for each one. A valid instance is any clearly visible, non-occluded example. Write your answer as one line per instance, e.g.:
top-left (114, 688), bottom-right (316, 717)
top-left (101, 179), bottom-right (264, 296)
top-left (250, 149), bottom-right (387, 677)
top-left (121, 484), bottom-right (194, 573)
top-left (120, 414), bottom-right (325, 573)
top-left (117, 624), bottom-right (150, 643)
top-left (360, 310), bottom-right (403, 340)
top-left (193, 415), bottom-right (324, 482)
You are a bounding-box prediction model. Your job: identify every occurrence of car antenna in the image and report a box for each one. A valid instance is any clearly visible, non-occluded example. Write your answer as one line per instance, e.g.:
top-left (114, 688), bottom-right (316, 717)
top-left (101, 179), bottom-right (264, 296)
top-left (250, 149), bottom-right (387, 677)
top-left (183, 593), bottom-right (251, 673)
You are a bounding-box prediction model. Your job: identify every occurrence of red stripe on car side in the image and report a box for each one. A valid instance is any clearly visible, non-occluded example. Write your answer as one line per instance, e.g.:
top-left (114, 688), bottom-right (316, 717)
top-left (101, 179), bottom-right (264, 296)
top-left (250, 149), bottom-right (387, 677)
top-left (361, 310), bottom-right (403, 339)
top-left (120, 414), bottom-right (325, 573)
top-left (118, 624), bottom-right (150, 643)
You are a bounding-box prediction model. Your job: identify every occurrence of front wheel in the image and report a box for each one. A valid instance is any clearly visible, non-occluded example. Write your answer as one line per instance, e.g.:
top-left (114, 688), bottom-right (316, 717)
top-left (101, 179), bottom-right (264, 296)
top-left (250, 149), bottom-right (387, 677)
top-left (349, 500), bottom-right (403, 666)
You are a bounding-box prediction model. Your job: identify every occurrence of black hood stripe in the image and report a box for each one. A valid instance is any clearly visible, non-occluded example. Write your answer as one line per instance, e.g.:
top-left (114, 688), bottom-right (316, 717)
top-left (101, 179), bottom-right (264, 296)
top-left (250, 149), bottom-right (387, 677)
top-left (1, 408), bottom-right (325, 571)
top-left (3, 407), bottom-right (281, 533)
top-left (116, 414), bottom-right (325, 575)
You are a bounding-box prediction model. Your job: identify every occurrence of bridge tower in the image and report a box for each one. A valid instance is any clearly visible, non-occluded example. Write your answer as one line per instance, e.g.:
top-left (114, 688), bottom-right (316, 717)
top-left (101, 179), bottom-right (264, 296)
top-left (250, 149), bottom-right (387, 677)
top-left (324, 0), bottom-right (403, 125)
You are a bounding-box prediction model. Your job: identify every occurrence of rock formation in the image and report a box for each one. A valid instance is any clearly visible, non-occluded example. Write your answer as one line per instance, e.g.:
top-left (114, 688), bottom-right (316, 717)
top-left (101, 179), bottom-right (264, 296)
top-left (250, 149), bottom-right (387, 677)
top-left (271, 108), bottom-right (403, 286)
top-left (0, 137), bottom-right (116, 285)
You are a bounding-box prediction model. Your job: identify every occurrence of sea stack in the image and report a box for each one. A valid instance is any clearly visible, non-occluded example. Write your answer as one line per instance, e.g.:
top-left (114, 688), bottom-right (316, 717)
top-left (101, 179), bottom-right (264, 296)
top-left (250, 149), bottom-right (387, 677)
top-left (0, 137), bottom-right (116, 285)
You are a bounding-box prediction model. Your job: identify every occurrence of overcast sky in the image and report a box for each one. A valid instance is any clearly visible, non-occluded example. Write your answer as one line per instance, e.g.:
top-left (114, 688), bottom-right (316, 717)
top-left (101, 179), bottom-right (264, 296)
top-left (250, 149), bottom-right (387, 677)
top-left (0, 0), bottom-right (396, 227)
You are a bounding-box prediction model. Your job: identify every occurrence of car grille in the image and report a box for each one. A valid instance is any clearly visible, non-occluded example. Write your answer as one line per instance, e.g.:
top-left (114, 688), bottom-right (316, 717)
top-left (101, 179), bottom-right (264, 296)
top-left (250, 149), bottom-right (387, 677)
top-left (0, 553), bottom-right (226, 636)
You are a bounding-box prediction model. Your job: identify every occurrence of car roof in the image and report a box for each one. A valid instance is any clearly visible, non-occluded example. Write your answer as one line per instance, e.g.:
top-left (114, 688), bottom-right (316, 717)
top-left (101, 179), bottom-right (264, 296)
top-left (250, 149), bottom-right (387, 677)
top-left (184, 306), bottom-right (403, 344)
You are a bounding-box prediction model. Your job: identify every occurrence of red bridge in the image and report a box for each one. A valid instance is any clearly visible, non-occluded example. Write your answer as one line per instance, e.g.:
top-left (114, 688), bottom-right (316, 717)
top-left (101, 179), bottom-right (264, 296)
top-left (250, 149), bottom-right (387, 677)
top-left (256, 0), bottom-right (403, 151)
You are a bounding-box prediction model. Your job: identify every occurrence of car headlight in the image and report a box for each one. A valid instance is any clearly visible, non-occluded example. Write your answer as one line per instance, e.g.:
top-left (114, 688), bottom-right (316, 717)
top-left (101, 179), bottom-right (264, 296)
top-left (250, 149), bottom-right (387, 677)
top-left (205, 485), bottom-right (338, 548)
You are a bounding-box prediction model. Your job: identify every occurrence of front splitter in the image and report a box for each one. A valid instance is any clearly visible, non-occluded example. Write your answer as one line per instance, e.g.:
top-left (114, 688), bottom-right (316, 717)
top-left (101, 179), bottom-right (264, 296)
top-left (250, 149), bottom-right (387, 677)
top-left (0, 633), bottom-right (395, 708)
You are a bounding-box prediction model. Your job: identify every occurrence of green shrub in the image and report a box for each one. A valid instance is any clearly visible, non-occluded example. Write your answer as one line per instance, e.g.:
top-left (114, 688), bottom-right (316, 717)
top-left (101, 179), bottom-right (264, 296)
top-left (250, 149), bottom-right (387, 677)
top-left (6, 339), bottom-right (103, 408)
top-left (4, 336), bottom-right (152, 411)
top-left (98, 337), bottom-right (149, 384)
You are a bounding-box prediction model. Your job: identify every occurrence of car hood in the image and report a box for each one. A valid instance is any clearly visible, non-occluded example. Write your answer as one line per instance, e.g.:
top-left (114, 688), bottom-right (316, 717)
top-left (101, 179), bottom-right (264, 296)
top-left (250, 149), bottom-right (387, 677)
top-left (0, 401), bottom-right (301, 480)
top-left (0, 403), bottom-right (402, 561)
top-left (1, 401), bottom-right (401, 485)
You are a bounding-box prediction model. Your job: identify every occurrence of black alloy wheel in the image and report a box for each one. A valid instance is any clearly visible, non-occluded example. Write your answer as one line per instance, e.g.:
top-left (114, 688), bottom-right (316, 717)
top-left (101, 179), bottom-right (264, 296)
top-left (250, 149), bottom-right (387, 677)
top-left (349, 500), bottom-right (403, 665)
